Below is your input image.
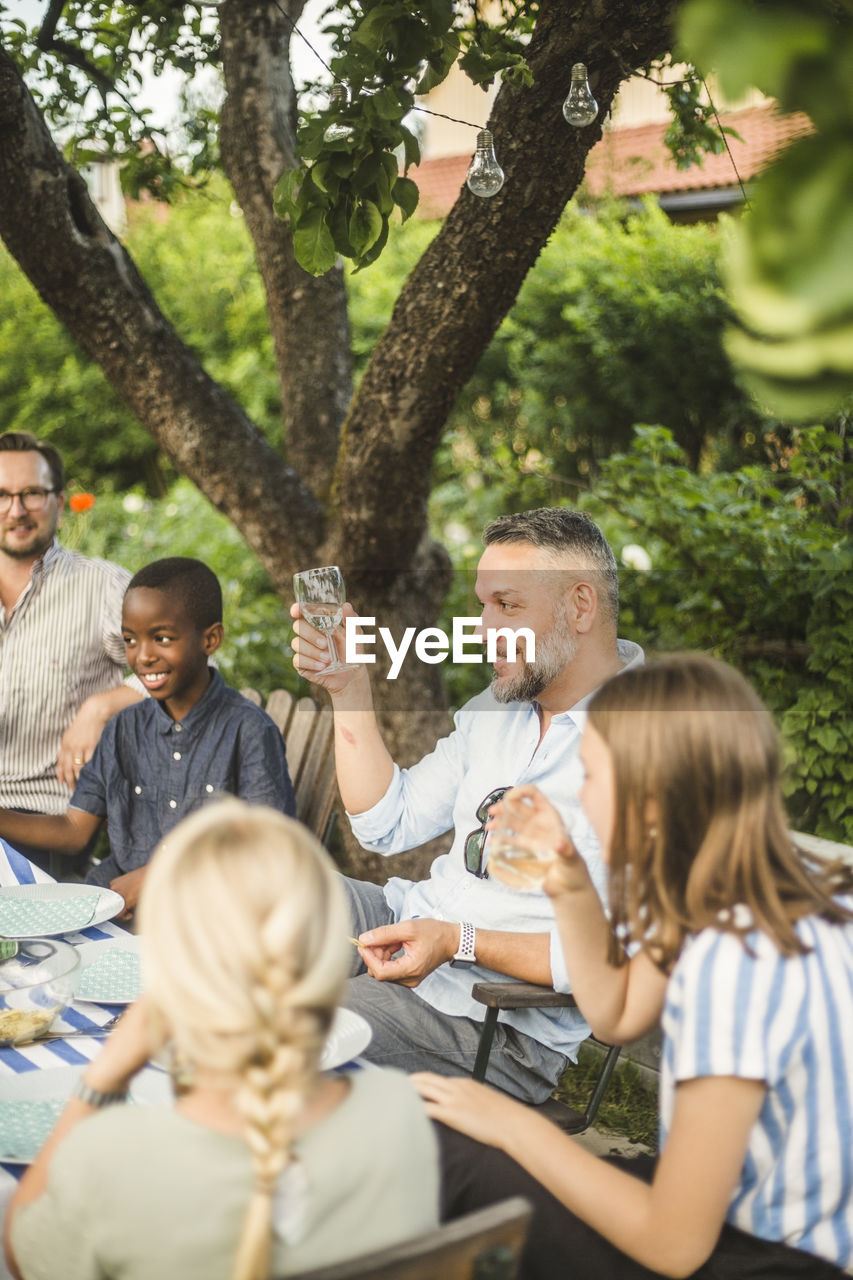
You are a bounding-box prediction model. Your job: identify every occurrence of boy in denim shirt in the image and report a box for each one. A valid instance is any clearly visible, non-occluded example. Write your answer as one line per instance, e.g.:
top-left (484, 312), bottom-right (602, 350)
top-left (0, 557), bottom-right (295, 913)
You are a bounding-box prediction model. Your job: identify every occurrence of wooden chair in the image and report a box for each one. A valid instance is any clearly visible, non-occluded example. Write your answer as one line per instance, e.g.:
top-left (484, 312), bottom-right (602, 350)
top-left (242, 688), bottom-right (339, 848)
top-left (284, 1196), bottom-right (532, 1280)
top-left (471, 981), bottom-right (621, 1134)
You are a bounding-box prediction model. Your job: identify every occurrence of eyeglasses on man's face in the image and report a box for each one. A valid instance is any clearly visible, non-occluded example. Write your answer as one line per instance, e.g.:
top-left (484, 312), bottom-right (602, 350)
top-left (0, 487), bottom-right (58, 514)
top-left (464, 786), bottom-right (509, 878)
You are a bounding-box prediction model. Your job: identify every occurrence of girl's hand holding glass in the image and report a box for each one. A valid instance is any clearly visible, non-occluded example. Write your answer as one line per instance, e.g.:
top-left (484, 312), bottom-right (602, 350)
top-left (487, 784), bottom-right (582, 892)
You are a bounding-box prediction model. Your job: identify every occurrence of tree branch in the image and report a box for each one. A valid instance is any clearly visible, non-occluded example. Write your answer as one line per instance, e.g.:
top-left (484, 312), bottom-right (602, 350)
top-left (0, 39), bottom-right (322, 595)
top-left (332, 0), bottom-right (677, 572)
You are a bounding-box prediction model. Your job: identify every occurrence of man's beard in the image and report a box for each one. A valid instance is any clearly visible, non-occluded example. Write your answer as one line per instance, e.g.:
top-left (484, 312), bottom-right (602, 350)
top-left (0, 522), bottom-right (55, 560)
top-left (491, 606), bottom-right (578, 704)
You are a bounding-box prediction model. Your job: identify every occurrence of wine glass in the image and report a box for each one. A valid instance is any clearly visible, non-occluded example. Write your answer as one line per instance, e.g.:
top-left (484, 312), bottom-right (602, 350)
top-left (293, 565), bottom-right (347, 673)
top-left (488, 792), bottom-right (557, 891)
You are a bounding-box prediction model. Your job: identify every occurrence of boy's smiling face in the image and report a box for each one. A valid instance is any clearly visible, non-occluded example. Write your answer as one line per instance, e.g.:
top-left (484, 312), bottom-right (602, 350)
top-left (122, 586), bottom-right (223, 721)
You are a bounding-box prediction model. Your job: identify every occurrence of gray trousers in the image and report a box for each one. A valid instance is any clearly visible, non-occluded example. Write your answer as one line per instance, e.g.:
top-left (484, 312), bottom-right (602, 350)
top-left (341, 875), bottom-right (568, 1104)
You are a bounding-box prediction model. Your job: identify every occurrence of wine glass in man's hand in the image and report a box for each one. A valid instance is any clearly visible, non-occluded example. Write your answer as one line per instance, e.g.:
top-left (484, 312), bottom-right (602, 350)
top-left (293, 565), bottom-right (347, 673)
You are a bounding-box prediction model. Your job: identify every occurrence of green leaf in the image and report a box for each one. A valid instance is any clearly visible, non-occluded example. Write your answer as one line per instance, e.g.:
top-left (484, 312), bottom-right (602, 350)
top-left (311, 159), bottom-right (337, 197)
top-left (348, 199), bottom-right (384, 256)
top-left (399, 123), bottom-right (421, 171)
top-left (351, 3), bottom-right (398, 50)
top-left (328, 199), bottom-right (355, 257)
top-left (422, 0), bottom-right (454, 36)
top-left (353, 218), bottom-right (390, 272)
top-left (417, 32), bottom-right (461, 92)
top-left (272, 165), bottom-right (306, 223)
top-left (292, 207), bottom-right (337, 277)
top-left (368, 85), bottom-right (405, 122)
top-left (392, 175), bottom-right (419, 221)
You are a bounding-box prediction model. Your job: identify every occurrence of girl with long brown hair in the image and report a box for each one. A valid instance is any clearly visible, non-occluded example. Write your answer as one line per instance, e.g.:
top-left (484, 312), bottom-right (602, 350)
top-left (416, 654), bottom-right (853, 1279)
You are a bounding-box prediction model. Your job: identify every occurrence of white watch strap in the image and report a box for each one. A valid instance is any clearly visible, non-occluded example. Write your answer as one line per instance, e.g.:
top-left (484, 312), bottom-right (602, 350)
top-left (453, 920), bottom-right (476, 963)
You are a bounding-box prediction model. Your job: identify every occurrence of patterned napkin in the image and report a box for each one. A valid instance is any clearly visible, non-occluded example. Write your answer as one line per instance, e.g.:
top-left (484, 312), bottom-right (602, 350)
top-left (0, 1099), bottom-right (64, 1162)
top-left (0, 894), bottom-right (99, 937)
top-left (77, 949), bottom-right (142, 1003)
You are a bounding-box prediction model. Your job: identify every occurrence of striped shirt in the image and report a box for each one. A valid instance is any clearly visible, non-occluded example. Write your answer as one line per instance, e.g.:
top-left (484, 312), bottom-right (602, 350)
top-left (0, 539), bottom-right (130, 814)
top-left (660, 906), bottom-right (853, 1269)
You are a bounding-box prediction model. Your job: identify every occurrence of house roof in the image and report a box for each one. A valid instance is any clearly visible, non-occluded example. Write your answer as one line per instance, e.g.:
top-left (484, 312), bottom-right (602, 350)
top-left (410, 102), bottom-right (812, 217)
top-left (584, 102), bottom-right (812, 199)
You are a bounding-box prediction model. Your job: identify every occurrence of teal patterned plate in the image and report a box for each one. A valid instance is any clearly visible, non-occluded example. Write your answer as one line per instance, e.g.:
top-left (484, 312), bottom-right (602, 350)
top-left (0, 884), bottom-right (124, 938)
top-left (76, 942), bottom-right (142, 1005)
top-left (0, 1099), bottom-right (64, 1162)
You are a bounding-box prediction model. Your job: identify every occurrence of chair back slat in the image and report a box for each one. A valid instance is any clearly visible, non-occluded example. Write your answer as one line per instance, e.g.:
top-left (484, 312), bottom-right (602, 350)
top-left (284, 696), bottom-right (321, 794)
top-left (265, 687), bottom-right (295, 734)
top-left (283, 1196), bottom-right (532, 1280)
top-left (242, 689), bottom-right (339, 848)
top-left (297, 708), bottom-right (337, 837)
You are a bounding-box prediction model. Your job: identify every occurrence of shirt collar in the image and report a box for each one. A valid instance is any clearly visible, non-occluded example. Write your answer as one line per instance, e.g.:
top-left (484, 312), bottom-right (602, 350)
top-left (29, 538), bottom-right (65, 583)
top-left (550, 639), bottom-right (645, 730)
top-left (152, 667), bottom-right (225, 734)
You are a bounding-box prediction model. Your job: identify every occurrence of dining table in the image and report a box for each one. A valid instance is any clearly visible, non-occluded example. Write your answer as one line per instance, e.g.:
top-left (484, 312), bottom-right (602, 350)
top-left (0, 839), bottom-right (147, 1280)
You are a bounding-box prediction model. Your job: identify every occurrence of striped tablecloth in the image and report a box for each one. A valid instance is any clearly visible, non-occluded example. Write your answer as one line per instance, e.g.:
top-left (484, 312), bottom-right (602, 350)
top-left (0, 840), bottom-right (134, 1274)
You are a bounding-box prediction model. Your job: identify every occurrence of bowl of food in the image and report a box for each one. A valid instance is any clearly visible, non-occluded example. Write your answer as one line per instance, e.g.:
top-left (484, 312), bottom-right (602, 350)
top-left (0, 939), bottom-right (81, 1047)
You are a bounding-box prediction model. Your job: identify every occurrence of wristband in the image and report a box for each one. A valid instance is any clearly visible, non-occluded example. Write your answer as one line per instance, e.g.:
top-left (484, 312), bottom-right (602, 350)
top-left (72, 1078), bottom-right (128, 1109)
top-left (449, 921), bottom-right (477, 968)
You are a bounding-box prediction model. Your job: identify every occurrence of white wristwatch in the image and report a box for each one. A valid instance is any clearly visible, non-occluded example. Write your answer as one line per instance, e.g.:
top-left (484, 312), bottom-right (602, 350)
top-left (450, 921), bottom-right (477, 968)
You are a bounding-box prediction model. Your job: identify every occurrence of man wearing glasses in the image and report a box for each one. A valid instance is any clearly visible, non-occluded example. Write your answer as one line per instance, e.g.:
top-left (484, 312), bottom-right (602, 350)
top-left (292, 508), bottom-right (643, 1103)
top-left (0, 431), bottom-right (141, 872)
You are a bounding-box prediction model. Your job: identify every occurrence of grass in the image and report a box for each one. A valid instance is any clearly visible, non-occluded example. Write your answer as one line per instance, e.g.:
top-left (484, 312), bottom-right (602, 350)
top-left (554, 1043), bottom-right (660, 1150)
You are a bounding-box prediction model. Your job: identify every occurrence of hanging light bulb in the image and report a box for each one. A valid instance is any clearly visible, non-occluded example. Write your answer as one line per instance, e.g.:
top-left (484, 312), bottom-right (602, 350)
top-left (562, 63), bottom-right (598, 127)
top-left (323, 83), bottom-right (355, 144)
top-left (466, 129), bottom-right (505, 199)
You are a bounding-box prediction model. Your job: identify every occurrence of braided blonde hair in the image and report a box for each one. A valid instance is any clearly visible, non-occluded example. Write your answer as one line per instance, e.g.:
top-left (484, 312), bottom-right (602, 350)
top-left (137, 799), bottom-right (350, 1280)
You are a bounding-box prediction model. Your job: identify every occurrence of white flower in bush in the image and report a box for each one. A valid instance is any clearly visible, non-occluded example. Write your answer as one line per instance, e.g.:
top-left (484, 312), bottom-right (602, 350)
top-left (621, 543), bottom-right (652, 571)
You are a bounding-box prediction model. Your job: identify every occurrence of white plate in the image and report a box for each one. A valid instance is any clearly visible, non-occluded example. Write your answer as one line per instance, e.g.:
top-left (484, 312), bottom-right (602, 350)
top-left (320, 1007), bottom-right (372, 1071)
top-left (0, 1064), bottom-right (171, 1164)
top-left (0, 883), bottom-right (125, 938)
top-left (74, 937), bottom-right (142, 1005)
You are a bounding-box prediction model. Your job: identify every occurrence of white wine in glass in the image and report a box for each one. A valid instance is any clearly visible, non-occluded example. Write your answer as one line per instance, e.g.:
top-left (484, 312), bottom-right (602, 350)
top-left (293, 565), bottom-right (347, 673)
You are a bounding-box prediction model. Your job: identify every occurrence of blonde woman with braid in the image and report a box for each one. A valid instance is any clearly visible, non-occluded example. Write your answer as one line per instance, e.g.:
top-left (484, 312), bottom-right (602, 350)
top-left (4, 801), bottom-right (439, 1280)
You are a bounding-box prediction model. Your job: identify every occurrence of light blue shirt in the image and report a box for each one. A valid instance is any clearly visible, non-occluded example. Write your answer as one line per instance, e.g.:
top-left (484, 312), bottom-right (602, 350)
top-left (661, 904), bottom-right (853, 1268)
top-left (348, 640), bottom-right (643, 1059)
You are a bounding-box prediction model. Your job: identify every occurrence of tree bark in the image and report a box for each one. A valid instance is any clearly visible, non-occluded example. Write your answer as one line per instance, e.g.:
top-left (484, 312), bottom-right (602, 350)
top-left (218, 0), bottom-right (352, 501)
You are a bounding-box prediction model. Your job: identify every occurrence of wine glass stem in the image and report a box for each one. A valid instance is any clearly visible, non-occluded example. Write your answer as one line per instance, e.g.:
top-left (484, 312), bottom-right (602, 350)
top-left (327, 631), bottom-right (338, 668)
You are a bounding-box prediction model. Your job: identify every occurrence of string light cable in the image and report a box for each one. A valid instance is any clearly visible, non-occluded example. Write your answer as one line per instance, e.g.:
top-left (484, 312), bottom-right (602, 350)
top-left (269, 2), bottom-right (748, 203)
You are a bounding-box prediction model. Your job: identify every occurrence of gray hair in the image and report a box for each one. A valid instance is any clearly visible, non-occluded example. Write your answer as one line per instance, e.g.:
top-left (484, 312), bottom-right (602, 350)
top-left (483, 507), bottom-right (619, 627)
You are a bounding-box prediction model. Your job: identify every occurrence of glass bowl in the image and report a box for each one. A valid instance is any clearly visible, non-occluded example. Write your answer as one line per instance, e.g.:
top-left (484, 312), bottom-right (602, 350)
top-left (0, 939), bottom-right (81, 1047)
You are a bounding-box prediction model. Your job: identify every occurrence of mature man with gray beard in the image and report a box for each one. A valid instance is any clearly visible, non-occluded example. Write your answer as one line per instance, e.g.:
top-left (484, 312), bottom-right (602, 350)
top-left (291, 508), bottom-right (642, 1102)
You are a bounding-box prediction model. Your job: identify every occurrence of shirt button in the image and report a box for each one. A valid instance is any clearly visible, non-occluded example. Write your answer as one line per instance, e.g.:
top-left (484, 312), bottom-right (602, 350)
top-left (134, 786), bottom-right (142, 795)
top-left (205, 784), bottom-right (214, 793)
top-left (174, 724), bottom-right (182, 733)
top-left (173, 751), bottom-right (182, 760)
top-left (169, 800), bottom-right (177, 809)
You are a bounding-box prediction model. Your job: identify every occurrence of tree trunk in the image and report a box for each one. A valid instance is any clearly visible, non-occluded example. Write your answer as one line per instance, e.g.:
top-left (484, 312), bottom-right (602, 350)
top-left (218, 0), bottom-right (352, 501)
